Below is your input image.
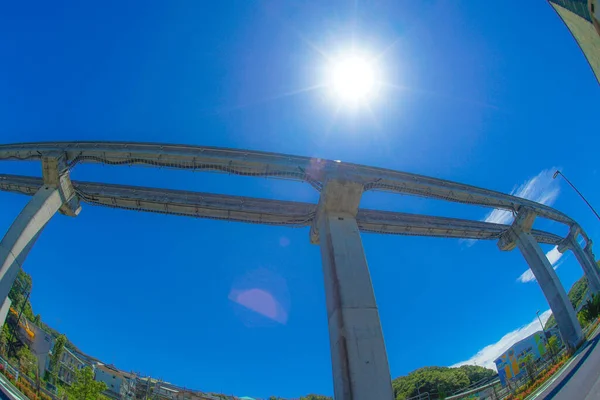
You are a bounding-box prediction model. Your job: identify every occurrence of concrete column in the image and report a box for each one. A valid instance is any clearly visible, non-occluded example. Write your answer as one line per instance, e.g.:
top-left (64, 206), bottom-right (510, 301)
top-left (584, 241), bottom-right (599, 273)
top-left (312, 180), bottom-right (394, 400)
top-left (558, 230), bottom-right (600, 295)
top-left (0, 186), bottom-right (63, 304)
top-left (573, 244), bottom-right (600, 294)
top-left (499, 210), bottom-right (583, 349)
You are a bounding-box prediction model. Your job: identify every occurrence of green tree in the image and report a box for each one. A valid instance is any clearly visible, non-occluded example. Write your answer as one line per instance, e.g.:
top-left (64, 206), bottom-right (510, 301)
top-left (8, 270), bottom-right (35, 321)
top-left (457, 365), bottom-right (495, 384)
top-left (391, 365), bottom-right (491, 399)
top-left (578, 311), bottom-right (590, 328)
top-left (67, 366), bottom-right (107, 400)
top-left (0, 324), bottom-right (11, 356)
top-left (523, 354), bottom-right (536, 383)
top-left (17, 346), bottom-right (38, 377)
top-left (547, 336), bottom-right (559, 362)
top-left (49, 334), bottom-right (67, 382)
top-left (581, 294), bottom-right (600, 323)
top-left (546, 276), bottom-right (589, 329)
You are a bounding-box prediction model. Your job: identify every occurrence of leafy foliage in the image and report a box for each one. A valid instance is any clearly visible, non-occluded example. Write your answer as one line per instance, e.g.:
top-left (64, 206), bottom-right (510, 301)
top-left (392, 365), bottom-right (495, 400)
top-left (0, 324), bottom-right (11, 355)
top-left (16, 345), bottom-right (39, 380)
top-left (580, 293), bottom-right (600, 324)
top-left (49, 334), bottom-right (67, 382)
top-left (67, 366), bottom-right (107, 400)
top-left (545, 276), bottom-right (588, 329)
top-left (523, 354), bottom-right (536, 382)
top-left (547, 336), bottom-right (559, 360)
top-left (8, 270), bottom-right (35, 321)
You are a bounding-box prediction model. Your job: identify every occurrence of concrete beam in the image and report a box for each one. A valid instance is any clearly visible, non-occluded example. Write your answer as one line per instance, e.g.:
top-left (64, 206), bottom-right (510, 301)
top-left (310, 179), bottom-right (363, 244)
top-left (558, 228), bottom-right (600, 294)
top-left (314, 180), bottom-right (394, 400)
top-left (0, 141), bottom-right (577, 226)
top-left (0, 174), bottom-right (568, 244)
top-left (41, 155), bottom-right (81, 217)
top-left (499, 209), bottom-right (583, 349)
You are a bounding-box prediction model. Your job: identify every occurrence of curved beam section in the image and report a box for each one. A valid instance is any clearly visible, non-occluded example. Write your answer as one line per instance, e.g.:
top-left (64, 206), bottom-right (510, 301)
top-left (0, 142), bottom-right (574, 226)
top-left (0, 174), bottom-right (562, 244)
top-left (0, 173), bottom-right (315, 227)
top-left (357, 209), bottom-right (563, 245)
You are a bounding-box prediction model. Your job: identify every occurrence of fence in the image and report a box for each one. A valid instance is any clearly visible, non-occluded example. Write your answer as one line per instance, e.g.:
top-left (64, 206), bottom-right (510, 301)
top-left (0, 356), bottom-right (59, 400)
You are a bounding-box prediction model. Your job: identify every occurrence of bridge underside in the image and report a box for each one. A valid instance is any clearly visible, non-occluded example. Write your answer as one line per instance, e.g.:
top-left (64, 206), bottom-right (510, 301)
top-left (0, 173), bottom-right (564, 244)
top-left (0, 141), bottom-right (596, 400)
top-left (0, 141), bottom-right (578, 226)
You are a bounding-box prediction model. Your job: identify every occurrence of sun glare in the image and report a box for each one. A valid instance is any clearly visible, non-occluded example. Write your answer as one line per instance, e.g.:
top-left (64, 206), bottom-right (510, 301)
top-left (329, 54), bottom-right (379, 104)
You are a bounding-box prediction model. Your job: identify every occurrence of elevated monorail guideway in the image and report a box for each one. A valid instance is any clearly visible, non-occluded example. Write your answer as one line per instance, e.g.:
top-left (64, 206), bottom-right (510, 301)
top-left (0, 142), bottom-right (598, 400)
top-left (0, 174), bottom-right (565, 244)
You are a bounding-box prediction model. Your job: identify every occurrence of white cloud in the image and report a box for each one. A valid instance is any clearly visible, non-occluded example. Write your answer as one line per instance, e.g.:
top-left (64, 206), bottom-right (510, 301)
top-left (451, 310), bottom-right (552, 371)
top-left (546, 246), bottom-right (563, 265)
top-left (517, 246), bottom-right (565, 283)
top-left (482, 168), bottom-right (560, 225)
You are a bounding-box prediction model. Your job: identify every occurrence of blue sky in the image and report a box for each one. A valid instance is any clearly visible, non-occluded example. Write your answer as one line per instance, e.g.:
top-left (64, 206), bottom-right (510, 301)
top-left (0, 1), bottom-right (599, 398)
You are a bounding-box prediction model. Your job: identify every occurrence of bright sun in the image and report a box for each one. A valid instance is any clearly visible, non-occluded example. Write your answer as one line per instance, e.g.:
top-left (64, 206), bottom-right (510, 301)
top-left (329, 54), bottom-right (378, 104)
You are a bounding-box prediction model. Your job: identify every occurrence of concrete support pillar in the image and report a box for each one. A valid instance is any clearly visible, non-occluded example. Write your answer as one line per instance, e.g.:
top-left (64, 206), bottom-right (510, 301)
top-left (0, 187), bottom-right (63, 304)
top-left (0, 154), bottom-right (80, 305)
top-left (584, 241), bottom-right (599, 272)
top-left (312, 180), bottom-right (394, 400)
top-left (499, 209), bottom-right (583, 350)
top-left (558, 230), bottom-right (600, 295)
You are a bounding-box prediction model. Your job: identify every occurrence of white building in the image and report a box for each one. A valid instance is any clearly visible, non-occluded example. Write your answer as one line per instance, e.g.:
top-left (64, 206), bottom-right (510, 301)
top-left (95, 363), bottom-right (127, 400)
top-left (56, 348), bottom-right (87, 385)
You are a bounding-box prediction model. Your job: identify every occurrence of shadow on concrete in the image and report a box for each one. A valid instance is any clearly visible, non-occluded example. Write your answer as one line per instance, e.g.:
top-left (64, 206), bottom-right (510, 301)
top-left (543, 335), bottom-right (600, 399)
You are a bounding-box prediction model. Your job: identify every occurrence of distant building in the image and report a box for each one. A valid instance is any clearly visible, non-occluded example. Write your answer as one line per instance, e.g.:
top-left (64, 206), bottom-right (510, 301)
top-left (133, 378), bottom-right (222, 400)
top-left (494, 328), bottom-right (562, 386)
top-left (21, 322), bottom-right (54, 378)
top-left (56, 348), bottom-right (87, 385)
top-left (120, 374), bottom-right (137, 400)
top-left (548, 0), bottom-right (600, 83)
top-left (4, 307), bottom-right (55, 378)
top-left (95, 363), bottom-right (128, 400)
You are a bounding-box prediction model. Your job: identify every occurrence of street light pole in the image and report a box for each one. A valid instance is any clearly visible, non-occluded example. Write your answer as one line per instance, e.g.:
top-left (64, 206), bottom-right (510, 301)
top-left (536, 310), bottom-right (547, 336)
top-left (553, 170), bottom-right (600, 221)
top-left (536, 310), bottom-right (549, 358)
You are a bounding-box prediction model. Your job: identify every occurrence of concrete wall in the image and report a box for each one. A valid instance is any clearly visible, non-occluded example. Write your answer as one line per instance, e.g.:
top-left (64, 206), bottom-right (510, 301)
top-left (95, 365), bottom-right (124, 399)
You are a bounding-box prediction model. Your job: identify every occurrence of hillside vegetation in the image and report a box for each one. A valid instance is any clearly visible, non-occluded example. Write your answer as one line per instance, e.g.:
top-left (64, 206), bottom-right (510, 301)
top-left (392, 365), bottom-right (495, 400)
top-left (545, 276), bottom-right (588, 329)
top-left (268, 364), bottom-right (496, 400)
top-left (9, 270), bottom-right (495, 400)
top-left (6, 269), bottom-right (78, 352)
